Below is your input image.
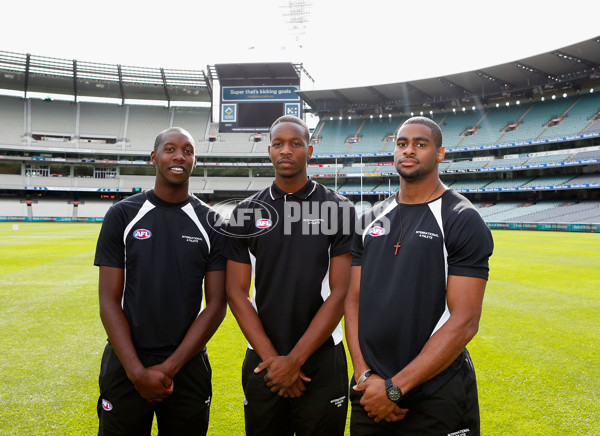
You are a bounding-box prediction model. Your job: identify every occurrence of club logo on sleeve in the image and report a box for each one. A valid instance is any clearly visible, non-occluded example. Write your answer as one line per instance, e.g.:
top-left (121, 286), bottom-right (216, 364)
top-left (368, 226), bottom-right (386, 237)
top-left (133, 229), bottom-right (152, 240)
top-left (255, 219), bottom-right (273, 229)
top-left (101, 399), bottom-right (113, 411)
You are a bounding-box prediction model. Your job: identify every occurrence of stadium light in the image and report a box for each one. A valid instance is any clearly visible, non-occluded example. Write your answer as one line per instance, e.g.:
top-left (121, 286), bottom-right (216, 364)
top-left (562, 93), bottom-right (567, 98)
top-left (506, 102), bottom-right (510, 106)
top-left (472, 106), bottom-right (475, 111)
top-left (462, 107), bottom-right (466, 111)
top-left (590, 88), bottom-right (594, 93)
top-left (452, 108), bottom-right (456, 113)
top-left (388, 114), bottom-right (392, 118)
top-left (552, 95), bottom-right (556, 100)
top-left (338, 116), bottom-right (342, 120)
top-left (420, 111), bottom-right (423, 116)
top-left (410, 112), bottom-right (414, 116)
top-left (429, 110), bottom-right (433, 115)
top-left (348, 116), bottom-right (352, 120)
top-left (541, 97), bottom-right (545, 101)
top-left (329, 117), bottom-right (333, 120)
top-left (370, 115), bottom-right (373, 119)
top-left (379, 114), bottom-right (382, 118)
top-left (516, 100), bottom-right (520, 105)
top-left (496, 103), bottom-right (500, 108)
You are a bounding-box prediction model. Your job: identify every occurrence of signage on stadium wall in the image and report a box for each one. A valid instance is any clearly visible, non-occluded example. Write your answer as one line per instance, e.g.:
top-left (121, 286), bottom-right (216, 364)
top-left (222, 86), bottom-right (300, 102)
top-left (454, 182), bottom-right (598, 194)
top-left (486, 221), bottom-right (600, 233)
top-left (219, 86), bottom-right (301, 133)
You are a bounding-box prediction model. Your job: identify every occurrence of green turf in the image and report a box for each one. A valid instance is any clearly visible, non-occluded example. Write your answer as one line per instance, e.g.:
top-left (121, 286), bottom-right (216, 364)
top-left (0, 223), bottom-right (598, 435)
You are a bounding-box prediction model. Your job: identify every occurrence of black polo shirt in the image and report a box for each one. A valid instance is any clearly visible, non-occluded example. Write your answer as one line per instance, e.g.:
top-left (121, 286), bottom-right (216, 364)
top-left (224, 179), bottom-right (356, 355)
top-left (352, 189), bottom-right (493, 400)
top-left (94, 190), bottom-right (226, 356)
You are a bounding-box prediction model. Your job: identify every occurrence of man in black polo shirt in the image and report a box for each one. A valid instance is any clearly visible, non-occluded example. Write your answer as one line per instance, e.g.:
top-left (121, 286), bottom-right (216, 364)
top-left (345, 117), bottom-right (493, 435)
top-left (94, 127), bottom-right (227, 435)
top-left (225, 115), bottom-right (355, 435)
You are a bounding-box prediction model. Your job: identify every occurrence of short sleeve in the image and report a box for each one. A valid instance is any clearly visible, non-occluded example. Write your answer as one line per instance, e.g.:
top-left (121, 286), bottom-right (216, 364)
top-left (446, 208), bottom-right (493, 280)
top-left (330, 198), bottom-right (356, 258)
top-left (350, 218), bottom-right (365, 266)
top-left (205, 211), bottom-right (227, 272)
top-left (94, 205), bottom-right (126, 268)
top-left (221, 203), bottom-right (252, 265)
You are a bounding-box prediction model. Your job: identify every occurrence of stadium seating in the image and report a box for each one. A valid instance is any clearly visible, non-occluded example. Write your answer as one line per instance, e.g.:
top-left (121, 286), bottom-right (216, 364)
top-left (31, 99), bottom-right (76, 136)
top-left (521, 175), bottom-right (576, 188)
top-left (485, 201), bottom-right (565, 221)
top-left (483, 177), bottom-right (533, 189)
top-left (539, 93), bottom-right (600, 139)
top-left (567, 173), bottom-right (600, 185)
top-left (446, 160), bottom-right (490, 172)
top-left (346, 117), bottom-right (403, 153)
top-left (312, 118), bottom-right (363, 154)
top-left (438, 110), bottom-right (486, 150)
top-left (204, 177), bottom-right (251, 192)
top-left (0, 96), bottom-right (25, 144)
top-left (485, 157), bottom-right (529, 170)
top-left (506, 201), bottom-right (600, 223)
top-left (79, 102), bottom-right (125, 138)
top-left (0, 198), bottom-right (28, 216)
top-left (525, 153), bottom-right (573, 166)
top-left (126, 106), bottom-right (171, 151)
top-left (446, 179), bottom-right (490, 190)
top-left (31, 199), bottom-right (73, 217)
top-left (77, 200), bottom-right (114, 218)
top-left (583, 118), bottom-right (600, 134)
top-left (500, 96), bottom-right (577, 143)
top-left (338, 181), bottom-right (379, 192)
top-left (247, 178), bottom-right (274, 191)
top-left (460, 105), bottom-right (528, 148)
top-left (475, 201), bottom-right (523, 219)
top-left (565, 149), bottom-right (600, 162)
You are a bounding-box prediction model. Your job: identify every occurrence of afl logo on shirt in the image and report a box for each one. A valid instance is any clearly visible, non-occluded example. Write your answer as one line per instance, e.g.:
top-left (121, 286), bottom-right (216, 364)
top-left (368, 226), bottom-right (386, 237)
top-left (255, 219), bottom-right (272, 229)
top-left (133, 229), bottom-right (152, 240)
top-left (102, 399), bottom-right (113, 411)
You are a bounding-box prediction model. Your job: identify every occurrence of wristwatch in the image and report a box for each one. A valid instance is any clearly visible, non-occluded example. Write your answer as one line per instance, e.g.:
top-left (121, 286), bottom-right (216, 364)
top-left (384, 378), bottom-right (403, 402)
top-left (357, 370), bottom-right (372, 385)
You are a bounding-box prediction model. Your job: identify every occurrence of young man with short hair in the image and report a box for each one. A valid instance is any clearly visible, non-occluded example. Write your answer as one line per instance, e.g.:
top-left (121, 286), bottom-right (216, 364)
top-left (94, 127), bottom-right (227, 435)
top-left (345, 117), bottom-right (493, 435)
top-left (225, 115), bottom-right (355, 435)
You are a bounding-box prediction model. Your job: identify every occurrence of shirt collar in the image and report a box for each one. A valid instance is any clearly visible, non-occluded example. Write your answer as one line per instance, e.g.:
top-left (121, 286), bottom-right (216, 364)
top-left (269, 179), bottom-right (317, 200)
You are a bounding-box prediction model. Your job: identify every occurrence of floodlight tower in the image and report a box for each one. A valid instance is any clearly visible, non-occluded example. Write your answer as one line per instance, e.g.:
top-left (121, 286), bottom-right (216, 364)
top-left (279, 0), bottom-right (312, 47)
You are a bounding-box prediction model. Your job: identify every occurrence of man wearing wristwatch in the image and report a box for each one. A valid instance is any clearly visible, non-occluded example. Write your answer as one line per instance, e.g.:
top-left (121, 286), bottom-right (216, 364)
top-left (344, 117), bottom-right (493, 435)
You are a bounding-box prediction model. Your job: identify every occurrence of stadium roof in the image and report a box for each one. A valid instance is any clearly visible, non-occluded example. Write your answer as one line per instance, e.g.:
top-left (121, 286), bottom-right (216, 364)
top-left (297, 36), bottom-right (600, 115)
top-left (0, 51), bottom-right (211, 103)
top-left (209, 62), bottom-right (313, 86)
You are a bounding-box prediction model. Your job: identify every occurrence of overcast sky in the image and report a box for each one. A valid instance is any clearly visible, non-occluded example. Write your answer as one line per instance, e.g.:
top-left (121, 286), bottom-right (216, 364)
top-left (1, 0), bottom-right (598, 90)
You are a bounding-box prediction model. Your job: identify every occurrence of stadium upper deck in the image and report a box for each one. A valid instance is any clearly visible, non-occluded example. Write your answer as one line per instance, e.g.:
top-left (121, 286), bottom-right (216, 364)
top-left (0, 39), bottom-right (599, 228)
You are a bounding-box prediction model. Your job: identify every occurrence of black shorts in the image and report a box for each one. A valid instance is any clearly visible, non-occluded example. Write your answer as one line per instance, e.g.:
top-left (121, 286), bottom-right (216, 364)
top-left (350, 349), bottom-right (480, 436)
top-left (241, 342), bottom-right (348, 436)
top-left (97, 343), bottom-right (212, 436)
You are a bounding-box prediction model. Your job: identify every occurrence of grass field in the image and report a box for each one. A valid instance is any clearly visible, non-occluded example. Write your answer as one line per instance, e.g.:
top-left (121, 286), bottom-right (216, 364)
top-left (0, 222), bottom-right (598, 435)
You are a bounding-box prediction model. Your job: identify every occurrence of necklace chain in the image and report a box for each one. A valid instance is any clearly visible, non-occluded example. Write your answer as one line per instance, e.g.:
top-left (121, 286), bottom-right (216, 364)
top-left (424, 181), bottom-right (442, 203)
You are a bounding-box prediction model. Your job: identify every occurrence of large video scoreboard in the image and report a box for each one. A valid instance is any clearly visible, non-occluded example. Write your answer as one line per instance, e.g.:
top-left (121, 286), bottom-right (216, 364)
top-left (215, 63), bottom-right (302, 133)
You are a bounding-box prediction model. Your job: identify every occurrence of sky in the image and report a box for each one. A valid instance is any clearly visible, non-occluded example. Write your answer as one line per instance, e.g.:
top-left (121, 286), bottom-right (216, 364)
top-left (1, 0), bottom-right (598, 91)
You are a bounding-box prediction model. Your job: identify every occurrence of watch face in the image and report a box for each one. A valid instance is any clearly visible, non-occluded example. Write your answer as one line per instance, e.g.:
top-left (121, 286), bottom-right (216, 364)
top-left (387, 386), bottom-right (402, 401)
top-left (385, 379), bottom-right (403, 402)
